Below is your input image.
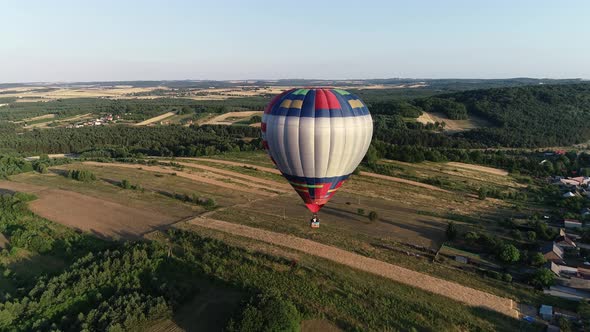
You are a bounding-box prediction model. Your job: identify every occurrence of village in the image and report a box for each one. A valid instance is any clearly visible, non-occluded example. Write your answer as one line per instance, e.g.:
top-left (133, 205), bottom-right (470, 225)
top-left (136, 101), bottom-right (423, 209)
top-left (66, 113), bottom-right (119, 128)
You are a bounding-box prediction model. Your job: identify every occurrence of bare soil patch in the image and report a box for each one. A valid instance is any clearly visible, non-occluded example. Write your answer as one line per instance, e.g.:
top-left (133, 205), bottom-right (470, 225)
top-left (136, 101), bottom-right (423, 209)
top-left (418, 111), bottom-right (491, 133)
top-left (0, 180), bottom-right (178, 239)
top-left (416, 112), bottom-right (436, 124)
top-left (29, 189), bottom-right (178, 239)
top-left (446, 162), bottom-right (509, 176)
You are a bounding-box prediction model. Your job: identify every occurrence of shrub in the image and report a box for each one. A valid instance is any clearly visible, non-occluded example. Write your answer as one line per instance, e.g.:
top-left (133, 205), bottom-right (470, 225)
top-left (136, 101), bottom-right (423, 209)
top-left (497, 244), bottom-right (520, 263)
top-left (446, 222), bottom-right (457, 241)
top-left (227, 293), bottom-right (300, 332)
top-left (357, 208), bottom-right (365, 216)
top-left (526, 231), bottom-right (537, 242)
top-left (530, 252), bottom-right (546, 266)
top-left (530, 268), bottom-right (555, 288)
top-left (67, 169), bottom-right (96, 182)
top-left (368, 211), bottom-right (378, 222)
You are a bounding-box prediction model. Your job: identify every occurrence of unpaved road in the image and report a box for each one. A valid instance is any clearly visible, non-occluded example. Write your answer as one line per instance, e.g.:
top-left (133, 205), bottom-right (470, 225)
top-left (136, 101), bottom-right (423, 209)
top-left (188, 217), bottom-right (517, 318)
top-left (134, 111), bottom-right (177, 126)
top-left (83, 161), bottom-right (278, 197)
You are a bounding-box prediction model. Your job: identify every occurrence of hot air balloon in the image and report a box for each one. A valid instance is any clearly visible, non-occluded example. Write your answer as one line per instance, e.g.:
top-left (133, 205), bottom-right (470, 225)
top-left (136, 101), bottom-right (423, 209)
top-left (261, 88), bottom-right (373, 228)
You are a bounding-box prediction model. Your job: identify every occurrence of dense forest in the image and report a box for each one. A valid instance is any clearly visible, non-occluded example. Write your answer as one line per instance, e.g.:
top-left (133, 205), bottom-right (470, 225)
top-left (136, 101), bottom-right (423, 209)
top-left (0, 125), bottom-right (260, 157)
top-left (368, 83), bottom-right (590, 150)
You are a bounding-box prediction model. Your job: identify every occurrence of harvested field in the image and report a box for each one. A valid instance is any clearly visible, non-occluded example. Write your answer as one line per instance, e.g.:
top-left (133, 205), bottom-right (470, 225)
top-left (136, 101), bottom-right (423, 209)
top-left (202, 111), bottom-right (262, 126)
top-left (360, 171), bottom-right (451, 193)
top-left (82, 161), bottom-right (279, 196)
top-left (182, 158), bottom-right (450, 194)
top-left (417, 111), bottom-right (491, 132)
top-left (0, 86), bottom-right (169, 101)
top-left (134, 111), bottom-right (177, 126)
top-left (15, 113), bottom-right (56, 123)
top-left (23, 112), bottom-right (94, 129)
top-left (0, 181), bottom-right (179, 239)
top-left (29, 189), bottom-right (177, 239)
top-left (176, 162), bottom-right (290, 192)
top-left (188, 217), bottom-right (517, 318)
top-left (182, 157), bottom-right (281, 175)
top-left (446, 162), bottom-right (509, 176)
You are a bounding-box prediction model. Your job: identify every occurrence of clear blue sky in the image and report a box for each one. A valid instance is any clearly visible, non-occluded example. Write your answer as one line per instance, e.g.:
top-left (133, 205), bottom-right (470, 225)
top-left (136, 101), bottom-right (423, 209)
top-left (1, 0), bottom-right (589, 82)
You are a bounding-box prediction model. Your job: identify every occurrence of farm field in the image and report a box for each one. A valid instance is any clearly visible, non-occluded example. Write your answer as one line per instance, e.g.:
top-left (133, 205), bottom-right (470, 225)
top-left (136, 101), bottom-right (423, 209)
top-left (0, 152), bottom-right (561, 328)
top-left (201, 110), bottom-right (262, 126)
top-left (134, 111), bottom-right (177, 126)
top-left (0, 85), bottom-right (168, 101)
top-left (417, 111), bottom-right (492, 132)
top-left (379, 159), bottom-right (524, 191)
top-left (23, 112), bottom-right (94, 128)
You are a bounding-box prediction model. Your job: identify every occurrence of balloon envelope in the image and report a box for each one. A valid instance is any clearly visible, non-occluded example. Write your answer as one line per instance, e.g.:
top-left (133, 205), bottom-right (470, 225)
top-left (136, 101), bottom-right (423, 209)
top-left (261, 88), bottom-right (373, 213)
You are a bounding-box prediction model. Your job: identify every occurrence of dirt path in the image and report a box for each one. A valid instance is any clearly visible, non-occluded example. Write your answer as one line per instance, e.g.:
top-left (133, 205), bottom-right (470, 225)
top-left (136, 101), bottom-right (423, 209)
top-left (82, 161), bottom-right (277, 197)
top-left (134, 111), bottom-right (177, 126)
top-left (187, 217), bottom-right (517, 318)
top-left (176, 161), bottom-right (290, 191)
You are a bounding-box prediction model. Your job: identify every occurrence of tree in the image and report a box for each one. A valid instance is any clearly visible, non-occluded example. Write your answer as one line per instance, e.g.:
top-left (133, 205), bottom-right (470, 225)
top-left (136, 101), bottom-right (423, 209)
top-left (526, 231), bottom-right (537, 242)
top-left (530, 252), bottom-right (546, 266)
top-left (558, 316), bottom-right (572, 332)
top-left (478, 187), bottom-right (488, 200)
top-left (497, 244), bottom-right (520, 263)
top-left (120, 179), bottom-right (131, 189)
top-left (578, 301), bottom-right (590, 329)
top-left (368, 211), bottom-right (378, 222)
top-left (446, 222), bottom-right (457, 241)
top-left (364, 145), bottom-right (379, 165)
top-left (464, 231), bottom-right (479, 243)
top-left (227, 294), bottom-right (300, 332)
top-left (531, 268), bottom-right (555, 288)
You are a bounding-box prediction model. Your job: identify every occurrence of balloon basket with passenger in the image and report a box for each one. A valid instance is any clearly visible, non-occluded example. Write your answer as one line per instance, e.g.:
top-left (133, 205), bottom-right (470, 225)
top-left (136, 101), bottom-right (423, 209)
top-left (310, 214), bottom-right (320, 229)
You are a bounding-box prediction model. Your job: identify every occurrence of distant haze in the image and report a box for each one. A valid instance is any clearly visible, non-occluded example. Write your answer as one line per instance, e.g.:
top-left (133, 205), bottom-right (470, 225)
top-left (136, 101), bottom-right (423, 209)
top-left (2, 0), bottom-right (589, 83)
